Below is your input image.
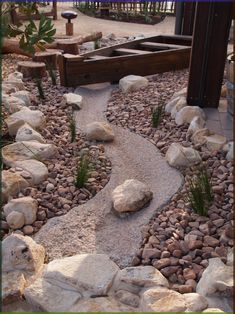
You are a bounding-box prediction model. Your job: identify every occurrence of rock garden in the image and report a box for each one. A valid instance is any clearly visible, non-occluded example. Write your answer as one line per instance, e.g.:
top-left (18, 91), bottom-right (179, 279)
top-left (1, 3), bottom-right (234, 312)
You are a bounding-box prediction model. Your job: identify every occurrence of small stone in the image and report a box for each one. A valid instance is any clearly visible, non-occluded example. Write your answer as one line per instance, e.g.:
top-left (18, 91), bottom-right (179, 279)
top-left (142, 248), bottom-right (161, 259)
top-left (85, 122), bottom-right (114, 142)
top-left (6, 211), bottom-right (25, 229)
top-left (178, 285), bottom-right (193, 293)
top-left (23, 225), bottom-right (34, 235)
top-left (119, 75), bottom-right (148, 93)
top-left (63, 93), bottom-right (83, 109)
top-left (183, 268), bottom-right (196, 280)
top-left (204, 235), bottom-right (220, 247)
top-left (166, 143), bottom-right (201, 168)
top-left (153, 258), bottom-right (171, 270)
top-left (46, 183), bottom-right (55, 192)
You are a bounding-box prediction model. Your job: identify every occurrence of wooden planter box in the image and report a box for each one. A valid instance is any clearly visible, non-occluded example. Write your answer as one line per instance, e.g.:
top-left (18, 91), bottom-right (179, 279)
top-left (58, 35), bottom-right (192, 87)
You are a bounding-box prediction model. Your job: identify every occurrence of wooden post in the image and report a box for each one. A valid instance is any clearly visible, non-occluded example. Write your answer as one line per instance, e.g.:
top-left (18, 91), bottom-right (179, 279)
top-left (52, 0), bottom-right (57, 20)
top-left (187, 2), bottom-right (233, 108)
top-left (181, 2), bottom-right (196, 36)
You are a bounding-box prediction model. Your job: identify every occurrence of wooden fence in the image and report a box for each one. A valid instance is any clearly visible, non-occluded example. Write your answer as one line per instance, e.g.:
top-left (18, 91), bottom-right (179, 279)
top-left (73, 1), bottom-right (176, 15)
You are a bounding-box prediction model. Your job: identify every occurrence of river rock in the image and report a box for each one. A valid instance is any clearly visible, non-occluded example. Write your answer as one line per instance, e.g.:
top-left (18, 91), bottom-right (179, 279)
top-left (165, 96), bottom-right (181, 113)
top-left (11, 91), bottom-right (31, 107)
top-left (85, 122), bottom-right (114, 142)
top-left (4, 79), bottom-right (25, 91)
top-left (225, 142), bottom-right (234, 161)
top-left (3, 96), bottom-right (25, 113)
top-left (44, 254), bottom-right (119, 297)
top-left (14, 159), bottom-right (48, 185)
top-left (175, 106), bottom-right (206, 126)
top-left (166, 143), bottom-right (201, 168)
top-left (6, 211), bottom-right (25, 229)
top-left (5, 108), bottom-right (45, 136)
top-left (4, 197), bottom-right (38, 225)
top-left (7, 71), bottom-right (23, 81)
top-left (2, 170), bottom-right (29, 203)
top-left (140, 287), bottom-right (187, 312)
top-left (63, 93), bottom-right (83, 109)
top-left (119, 75), bottom-right (149, 93)
top-left (171, 97), bottom-right (187, 118)
top-left (184, 293), bottom-right (208, 312)
top-left (112, 179), bottom-right (153, 213)
top-left (113, 266), bottom-right (169, 293)
top-left (15, 123), bottom-right (45, 143)
top-left (2, 271), bottom-right (26, 305)
top-left (115, 290), bottom-right (140, 307)
top-left (2, 234), bottom-right (45, 273)
top-left (192, 128), bottom-right (213, 145)
top-left (2, 141), bottom-right (57, 167)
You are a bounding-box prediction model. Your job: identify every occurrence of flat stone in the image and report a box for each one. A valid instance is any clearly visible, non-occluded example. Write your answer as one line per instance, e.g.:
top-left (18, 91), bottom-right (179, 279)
top-left (16, 123), bottom-right (45, 143)
top-left (166, 142), bottom-right (201, 168)
top-left (2, 170), bottom-right (29, 203)
top-left (112, 179), bottom-right (153, 213)
top-left (2, 271), bottom-right (26, 305)
top-left (184, 292), bottom-right (208, 312)
top-left (2, 96), bottom-right (25, 113)
top-left (44, 254), bottom-right (119, 297)
top-left (6, 211), bottom-right (25, 229)
top-left (119, 75), bottom-right (149, 93)
top-left (203, 308), bottom-right (225, 313)
top-left (11, 91), bottom-right (31, 107)
top-left (14, 159), bottom-right (48, 185)
top-left (115, 290), bottom-right (140, 308)
top-left (2, 234), bottom-right (45, 273)
top-left (175, 106), bottom-right (206, 126)
top-left (4, 197), bottom-right (38, 225)
top-left (24, 278), bottom-right (81, 312)
top-left (2, 141), bottom-right (57, 167)
top-left (85, 121), bottom-right (114, 142)
top-left (63, 93), bottom-right (83, 109)
top-left (205, 134), bottom-right (227, 151)
top-left (140, 287), bottom-right (187, 312)
top-left (5, 108), bottom-right (45, 136)
top-left (70, 297), bottom-right (130, 312)
top-left (113, 266), bottom-right (169, 294)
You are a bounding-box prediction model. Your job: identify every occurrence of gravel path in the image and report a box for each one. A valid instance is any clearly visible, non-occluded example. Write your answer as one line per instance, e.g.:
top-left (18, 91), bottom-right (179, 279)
top-left (34, 83), bottom-right (183, 267)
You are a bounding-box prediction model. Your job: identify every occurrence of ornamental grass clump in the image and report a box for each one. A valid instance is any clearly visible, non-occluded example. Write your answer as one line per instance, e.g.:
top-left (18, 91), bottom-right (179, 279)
top-left (74, 154), bottom-right (90, 188)
top-left (68, 114), bottom-right (76, 143)
top-left (152, 104), bottom-right (164, 128)
top-left (36, 79), bottom-right (45, 99)
top-left (187, 166), bottom-right (213, 216)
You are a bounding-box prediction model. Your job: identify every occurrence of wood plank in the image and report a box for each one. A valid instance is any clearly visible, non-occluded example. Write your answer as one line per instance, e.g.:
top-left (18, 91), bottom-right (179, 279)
top-left (139, 42), bottom-right (189, 50)
top-left (88, 55), bottom-right (110, 60)
top-left (114, 48), bottom-right (151, 55)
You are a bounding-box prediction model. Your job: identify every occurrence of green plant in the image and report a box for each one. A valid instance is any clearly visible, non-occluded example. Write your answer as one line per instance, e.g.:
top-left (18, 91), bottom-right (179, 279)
top-left (152, 104), bottom-right (163, 128)
top-left (68, 114), bottom-right (76, 143)
top-left (46, 62), bottom-right (57, 86)
top-left (36, 79), bottom-right (45, 99)
top-left (94, 39), bottom-right (100, 50)
top-left (74, 154), bottom-right (90, 188)
top-left (186, 166), bottom-right (213, 216)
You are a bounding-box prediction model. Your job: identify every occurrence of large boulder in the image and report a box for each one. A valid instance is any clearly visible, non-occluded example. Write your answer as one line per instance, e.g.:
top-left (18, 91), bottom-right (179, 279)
top-left (2, 82), bottom-right (19, 94)
top-left (2, 96), bottom-right (25, 113)
top-left (171, 97), bottom-right (187, 118)
top-left (63, 93), bottom-right (83, 109)
top-left (140, 287), bottom-right (187, 312)
top-left (186, 116), bottom-right (206, 139)
top-left (119, 75), bottom-right (149, 93)
top-left (5, 108), bottom-right (45, 136)
top-left (85, 122), bottom-right (114, 142)
top-left (2, 234), bottom-right (45, 273)
top-left (165, 143), bottom-right (201, 168)
top-left (43, 254), bottom-right (119, 297)
top-left (113, 266), bottom-right (169, 294)
top-left (175, 106), bottom-right (206, 126)
top-left (2, 141), bottom-right (57, 167)
top-left (184, 293), bottom-right (208, 312)
top-left (173, 87), bottom-right (187, 98)
top-left (16, 123), bottom-right (45, 143)
top-left (11, 91), bottom-right (31, 107)
top-left (2, 271), bottom-right (26, 305)
top-left (192, 128), bottom-right (212, 145)
top-left (112, 179), bottom-right (153, 213)
top-left (3, 79), bottom-right (25, 91)
top-left (14, 159), bottom-right (48, 185)
top-left (2, 170), bottom-right (29, 203)
top-left (4, 197), bottom-right (38, 225)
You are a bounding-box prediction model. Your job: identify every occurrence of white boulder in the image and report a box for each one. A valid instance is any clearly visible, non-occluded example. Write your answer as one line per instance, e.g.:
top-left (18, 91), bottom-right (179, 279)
top-left (112, 179), bottom-right (153, 213)
top-left (44, 254), bottom-right (119, 297)
top-left (175, 106), bottom-right (206, 125)
top-left (2, 234), bottom-right (45, 273)
top-left (63, 93), bottom-right (83, 109)
top-left (11, 91), bottom-right (31, 107)
top-left (85, 121), bottom-right (114, 142)
top-left (113, 266), bottom-right (169, 294)
top-left (166, 143), bottom-right (201, 168)
top-left (7, 71), bottom-right (23, 81)
top-left (4, 197), bottom-right (38, 225)
top-left (14, 159), bottom-right (48, 185)
top-left (6, 211), bottom-right (25, 229)
top-left (2, 271), bottom-right (26, 305)
top-left (205, 134), bottom-right (227, 151)
top-left (2, 96), bottom-right (25, 113)
top-left (224, 142), bottom-right (234, 161)
top-left (2, 170), bottom-right (29, 203)
top-left (192, 128), bottom-right (212, 145)
top-left (173, 87), bottom-right (187, 98)
top-left (16, 123), bottom-right (45, 143)
top-left (119, 75), bottom-right (148, 93)
top-left (184, 293), bottom-right (208, 312)
top-left (140, 287), bottom-right (187, 312)
top-left (4, 79), bottom-right (25, 91)
top-left (165, 96), bottom-right (181, 113)
top-left (186, 116), bottom-right (206, 139)
top-left (171, 97), bottom-right (187, 118)
top-left (2, 141), bottom-right (57, 167)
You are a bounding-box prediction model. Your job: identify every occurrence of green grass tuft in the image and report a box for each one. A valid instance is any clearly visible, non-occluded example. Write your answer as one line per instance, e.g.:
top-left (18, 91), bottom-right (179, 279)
top-left (152, 104), bottom-right (164, 128)
top-left (36, 79), bottom-right (45, 99)
top-left (74, 154), bottom-right (90, 188)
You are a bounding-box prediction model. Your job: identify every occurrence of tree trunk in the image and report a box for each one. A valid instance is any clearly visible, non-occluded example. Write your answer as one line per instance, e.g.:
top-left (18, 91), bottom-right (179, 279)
top-left (2, 32), bottom-right (103, 57)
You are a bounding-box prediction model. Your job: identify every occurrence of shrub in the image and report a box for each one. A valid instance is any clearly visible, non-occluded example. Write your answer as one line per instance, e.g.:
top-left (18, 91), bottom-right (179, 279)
top-left (74, 155), bottom-right (90, 188)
